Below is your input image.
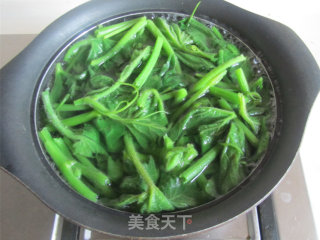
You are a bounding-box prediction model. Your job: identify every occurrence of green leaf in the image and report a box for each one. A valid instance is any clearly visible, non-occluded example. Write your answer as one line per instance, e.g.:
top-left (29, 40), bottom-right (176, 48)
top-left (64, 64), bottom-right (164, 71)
top-left (176, 51), bottom-right (215, 71)
top-left (89, 75), bottom-right (114, 89)
top-left (73, 124), bottom-right (106, 158)
top-left (172, 23), bottom-right (193, 46)
top-left (155, 18), bottom-right (193, 49)
top-left (140, 156), bottom-right (160, 191)
top-left (87, 38), bottom-right (104, 61)
top-left (123, 90), bottom-right (168, 149)
top-left (183, 24), bottom-right (210, 52)
top-left (120, 176), bottom-right (141, 193)
top-left (204, 177), bottom-right (219, 198)
top-left (160, 56), bottom-right (172, 77)
top-left (169, 107), bottom-right (235, 141)
top-left (250, 117), bottom-right (270, 163)
top-left (184, 18), bottom-right (226, 50)
top-left (119, 46), bottom-right (151, 82)
top-left (136, 89), bottom-right (167, 123)
top-left (95, 155), bottom-right (108, 172)
top-left (124, 134), bottom-right (173, 213)
top-left (64, 38), bottom-right (92, 63)
top-left (143, 156), bottom-right (159, 183)
top-left (250, 76), bottom-right (264, 93)
top-left (102, 38), bottom-right (117, 51)
top-left (141, 186), bottom-right (174, 213)
top-left (161, 71), bottom-right (185, 91)
top-left (50, 63), bottom-right (65, 103)
top-left (164, 144), bottom-right (198, 172)
top-left (126, 120), bottom-right (166, 150)
top-left (122, 150), bottom-right (141, 175)
top-left (95, 117), bottom-right (125, 153)
top-left (160, 177), bottom-right (199, 208)
top-left (198, 116), bottom-right (234, 153)
top-left (163, 134), bottom-right (174, 149)
top-left (107, 157), bottom-right (123, 182)
top-left (219, 123), bottom-right (246, 194)
top-left (102, 192), bottom-right (147, 209)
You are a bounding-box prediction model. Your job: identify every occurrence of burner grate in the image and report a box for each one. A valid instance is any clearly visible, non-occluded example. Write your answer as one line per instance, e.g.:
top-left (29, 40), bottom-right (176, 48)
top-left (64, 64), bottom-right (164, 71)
top-left (51, 195), bottom-right (279, 240)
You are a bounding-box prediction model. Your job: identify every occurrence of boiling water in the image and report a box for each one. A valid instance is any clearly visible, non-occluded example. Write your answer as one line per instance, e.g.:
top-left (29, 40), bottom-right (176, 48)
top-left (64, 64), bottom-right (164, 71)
top-left (36, 12), bottom-right (278, 211)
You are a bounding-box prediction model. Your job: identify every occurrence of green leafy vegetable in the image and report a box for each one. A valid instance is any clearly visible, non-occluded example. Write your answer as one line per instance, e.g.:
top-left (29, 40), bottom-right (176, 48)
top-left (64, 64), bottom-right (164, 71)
top-left (124, 134), bottom-right (174, 213)
top-left (161, 136), bottom-right (198, 172)
top-left (160, 177), bottom-right (200, 208)
top-left (180, 145), bottom-right (221, 183)
top-left (39, 10), bottom-right (275, 213)
top-left (72, 124), bottom-right (106, 158)
top-left (91, 17), bottom-right (148, 67)
top-left (95, 117), bottom-right (125, 153)
top-left (219, 123), bottom-right (246, 193)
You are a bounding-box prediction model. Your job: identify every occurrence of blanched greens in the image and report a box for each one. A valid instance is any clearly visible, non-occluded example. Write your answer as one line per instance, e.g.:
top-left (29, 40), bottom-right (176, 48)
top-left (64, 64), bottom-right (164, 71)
top-left (39, 10), bottom-right (275, 213)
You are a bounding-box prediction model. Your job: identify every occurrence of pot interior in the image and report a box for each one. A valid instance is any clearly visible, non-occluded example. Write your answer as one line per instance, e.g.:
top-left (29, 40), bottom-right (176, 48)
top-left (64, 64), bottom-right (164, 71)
top-left (33, 11), bottom-right (279, 214)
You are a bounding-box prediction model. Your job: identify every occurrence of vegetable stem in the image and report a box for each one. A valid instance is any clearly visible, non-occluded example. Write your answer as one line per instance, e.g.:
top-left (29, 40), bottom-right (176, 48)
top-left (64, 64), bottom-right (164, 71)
top-left (180, 145), bottom-right (220, 183)
top-left (146, 19), bottom-right (182, 73)
top-left (91, 17), bottom-right (147, 67)
top-left (64, 39), bottom-right (93, 63)
top-left (187, 1), bottom-right (201, 25)
top-left (40, 127), bottom-right (114, 197)
top-left (209, 87), bottom-right (240, 105)
top-left (47, 111), bottom-right (100, 131)
top-left (218, 98), bottom-right (259, 146)
top-left (54, 104), bottom-right (89, 112)
top-left (74, 162), bottom-right (112, 195)
top-left (95, 18), bottom-right (139, 38)
top-left (61, 111), bottom-right (100, 127)
top-left (118, 46), bottom-right (151, 83)
top-left (238, 93), bottom-right (260, 133)
top-left (191, 54), bottom-right (246, 93)
top-left (39, 128), bottom-right (98, 201)
top-left (173, 70), bottom-right (227, 120)
top-left (235, 68), bottom-right (250, 93)
top-left (74, 154), bottom-right (96, 168)
top-left (133, 37), bottom-right (163, 88)
top-left (124, 134), bottom-right (155, 188)
top-left (234, 119), bottom-right (259, 147)
top-left (161, 88), bottom-right (188, 103)
top-left (42, 89), bottom-right (79, 140)
top-left (75, 46), bottom-right (151, 105)
top-left (211, 26), bottom-right (224, 40)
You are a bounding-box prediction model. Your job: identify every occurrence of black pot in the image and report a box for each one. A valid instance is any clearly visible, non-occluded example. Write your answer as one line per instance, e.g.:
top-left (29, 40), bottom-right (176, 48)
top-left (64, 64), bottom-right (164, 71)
top-left (1, 0), bottom-right (319, 238)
